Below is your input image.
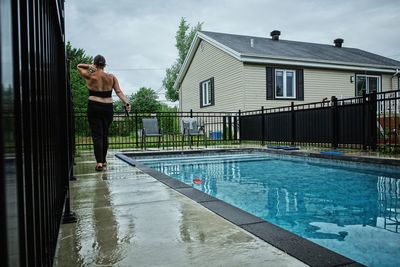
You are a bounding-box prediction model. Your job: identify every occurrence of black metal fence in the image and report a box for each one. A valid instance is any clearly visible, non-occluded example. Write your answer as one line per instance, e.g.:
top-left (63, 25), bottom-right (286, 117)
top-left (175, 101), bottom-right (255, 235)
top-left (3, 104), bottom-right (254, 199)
top-left (240, 90), bottom-right (400, 150)
top-left (1, 0), bottom-right (72, 266)
top-left (377, 90), bottom-right (400, 150)
top-left (75, 90), bottom-right (400, 152)
top-left (75, 110), bottom-right (241, 150)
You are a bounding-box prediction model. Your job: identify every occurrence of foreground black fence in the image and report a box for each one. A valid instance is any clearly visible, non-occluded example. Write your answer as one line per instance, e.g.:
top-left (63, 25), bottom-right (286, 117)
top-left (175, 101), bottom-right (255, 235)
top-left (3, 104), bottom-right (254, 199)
top-left (1, 0), bottom-right (72, 266)
top-left (74, 90), bottom-right (400, 152)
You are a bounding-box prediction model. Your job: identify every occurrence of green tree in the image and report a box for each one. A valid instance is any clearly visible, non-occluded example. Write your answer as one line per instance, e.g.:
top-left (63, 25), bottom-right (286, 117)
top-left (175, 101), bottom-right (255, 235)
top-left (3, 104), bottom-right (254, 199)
top-left (159, 103), bottom-right (178, 112)
top-left (113, 99), bottom-right (126, 112)
top-left (66, 42), bottom-right (92, 112)
top-left (131, 87), bottom-right (161, 113)
top-left (163, 18), bottom-right (202, 102)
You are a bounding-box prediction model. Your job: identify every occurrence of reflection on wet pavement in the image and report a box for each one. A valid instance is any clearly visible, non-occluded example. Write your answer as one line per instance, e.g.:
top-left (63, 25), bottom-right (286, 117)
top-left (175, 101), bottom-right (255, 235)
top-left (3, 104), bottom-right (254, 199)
top-left (54, 152), bottom-right (306, 266)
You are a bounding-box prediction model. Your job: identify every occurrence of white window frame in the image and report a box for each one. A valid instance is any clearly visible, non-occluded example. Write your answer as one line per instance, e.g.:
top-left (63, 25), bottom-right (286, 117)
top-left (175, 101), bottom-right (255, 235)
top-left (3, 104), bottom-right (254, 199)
top-left (201, 79), bottom-right (212, 106)
top-left (355, 74), bottom-right (381, 96)
top-left (275, 69), bottom-right (296, 99)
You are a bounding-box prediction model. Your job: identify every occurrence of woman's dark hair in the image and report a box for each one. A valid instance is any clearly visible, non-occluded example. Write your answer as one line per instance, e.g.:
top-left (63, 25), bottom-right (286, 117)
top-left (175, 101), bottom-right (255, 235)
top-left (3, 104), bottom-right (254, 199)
top-left (93, 55), bottom-right (106, 68)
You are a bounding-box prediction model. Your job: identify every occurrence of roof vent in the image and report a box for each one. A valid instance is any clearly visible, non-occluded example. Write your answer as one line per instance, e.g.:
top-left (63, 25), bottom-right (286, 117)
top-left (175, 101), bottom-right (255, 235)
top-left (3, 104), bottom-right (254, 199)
top-left (334, 38), bottom-right (344, 48)
top-left (270, 30), bottom-right (280, 40)
top-left (250, 38), bottom-right (254, 48)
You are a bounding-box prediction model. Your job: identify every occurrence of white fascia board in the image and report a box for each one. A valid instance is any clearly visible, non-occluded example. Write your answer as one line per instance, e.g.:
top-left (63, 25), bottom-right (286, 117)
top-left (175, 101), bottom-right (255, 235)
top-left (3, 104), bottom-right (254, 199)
top-left (199, 32), bottom-right (242, 60)
top-left (173, 34), bottom-right (201, 90)
top-left (174, 32), bottom-right (242, 90)
top-left (241, 54), bottom-right (398, 73)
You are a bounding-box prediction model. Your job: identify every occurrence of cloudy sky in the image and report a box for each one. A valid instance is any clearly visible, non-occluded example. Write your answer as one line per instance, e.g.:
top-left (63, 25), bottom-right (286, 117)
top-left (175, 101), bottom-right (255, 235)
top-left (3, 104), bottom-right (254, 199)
top-left (65, 0), bottom-right (400, 105)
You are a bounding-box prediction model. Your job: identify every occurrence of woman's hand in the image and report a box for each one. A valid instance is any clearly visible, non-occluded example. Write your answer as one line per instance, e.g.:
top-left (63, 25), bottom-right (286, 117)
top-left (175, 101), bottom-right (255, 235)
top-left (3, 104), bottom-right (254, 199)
top-left (125, 103), bottom-right (131, 113)
top-left (88, 64), bottom-right (97, 74)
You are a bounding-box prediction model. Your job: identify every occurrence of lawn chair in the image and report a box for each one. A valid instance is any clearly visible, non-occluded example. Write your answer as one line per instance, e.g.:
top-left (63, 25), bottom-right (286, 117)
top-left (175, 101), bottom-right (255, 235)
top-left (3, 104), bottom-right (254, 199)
top-left (141, 118), bottom-right (164, 150)
top-left (181, 118), bottom-right (207, 149)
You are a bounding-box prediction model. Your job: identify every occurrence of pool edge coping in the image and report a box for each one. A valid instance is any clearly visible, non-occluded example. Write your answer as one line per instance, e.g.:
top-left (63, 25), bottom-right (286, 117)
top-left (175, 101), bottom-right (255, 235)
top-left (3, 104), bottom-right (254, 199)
top-left (115, 148), bottom-right (373, 267)
top-left (118, 147), bottom-right (400, 168)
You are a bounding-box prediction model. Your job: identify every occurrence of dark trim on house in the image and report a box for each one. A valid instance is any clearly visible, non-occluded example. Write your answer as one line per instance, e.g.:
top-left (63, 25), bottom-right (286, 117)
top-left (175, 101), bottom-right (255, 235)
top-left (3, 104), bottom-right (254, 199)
top-left (296, 69), bottom-right (304, 100)
top-left (210, 77), bottom-right (215, 106)
top-left (266, 67), bottom-right (275, 100)
top-left (199, 77), bottom-right (215, 108)
top-left (199, 82), bottom-right (203, 108)
top-left (266, 66), bottom-right (304, 101)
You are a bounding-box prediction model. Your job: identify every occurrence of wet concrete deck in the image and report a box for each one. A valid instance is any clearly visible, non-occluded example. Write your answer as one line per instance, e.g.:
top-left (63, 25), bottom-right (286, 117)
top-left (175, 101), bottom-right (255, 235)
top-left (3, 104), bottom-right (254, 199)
top-left (54, 151), bottom-right (306, 266)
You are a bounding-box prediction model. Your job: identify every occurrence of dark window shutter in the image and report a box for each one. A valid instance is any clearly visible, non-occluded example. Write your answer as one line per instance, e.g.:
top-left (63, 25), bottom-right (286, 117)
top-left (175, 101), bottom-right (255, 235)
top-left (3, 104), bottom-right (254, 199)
top-left (199, 82), bottom-right (203, 108)
top-left (266, 67), bottom-right (274, 100)
top-left (210, 77), bottom-right (215, 106)
top-left (296, 69), bottom-right (304, 101)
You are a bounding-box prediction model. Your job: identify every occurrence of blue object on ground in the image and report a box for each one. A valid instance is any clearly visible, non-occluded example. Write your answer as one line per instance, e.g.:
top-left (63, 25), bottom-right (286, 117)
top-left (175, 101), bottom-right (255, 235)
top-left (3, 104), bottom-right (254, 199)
top-left (320, 151), bottom-right (344, 156)
top-left (209, 131), bottom-right (222, 140)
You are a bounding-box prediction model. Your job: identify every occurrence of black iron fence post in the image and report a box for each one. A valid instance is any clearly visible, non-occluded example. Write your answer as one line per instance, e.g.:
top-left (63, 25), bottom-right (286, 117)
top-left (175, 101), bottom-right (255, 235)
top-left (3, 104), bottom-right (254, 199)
top-left (331, 96), bottom-right (338, 149)
top-left (135, 111), bottom-right (138, 148)
top-left (62, 171), bottom-right (77, 224)
top-left (63, 59), bottom-right (77, 224)
top-left (261, 106), bottom-right (265, 146)
top-left (291, 102), bottom-right (295, 146)
top-left (223, 116), bottom-right (227, 141)
top-left (238, 110), bottom-right (241, 144)
top-left (370, 91), bottom-right (377, 150)
top-left (228, 116), bottom-right (232, 141)
top-left (233, 115), bottom-right (238, 142)
top-left (67, 59), bottom-right (77, 181)
top-left (189, 109), bottom-right (193, 147)
top-left (362, 92), bottom-right (367, 150)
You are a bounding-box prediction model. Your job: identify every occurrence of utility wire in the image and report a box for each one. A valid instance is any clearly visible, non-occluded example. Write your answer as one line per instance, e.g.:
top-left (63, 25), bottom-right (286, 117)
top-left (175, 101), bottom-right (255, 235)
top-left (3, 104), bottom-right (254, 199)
top-left (108, 67), bottom-right (167, 71)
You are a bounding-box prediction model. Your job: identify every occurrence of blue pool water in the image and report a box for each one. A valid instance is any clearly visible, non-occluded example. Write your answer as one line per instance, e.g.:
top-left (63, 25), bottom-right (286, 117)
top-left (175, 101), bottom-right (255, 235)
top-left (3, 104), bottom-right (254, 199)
top-left (137, 153), bottom-right (400, 267)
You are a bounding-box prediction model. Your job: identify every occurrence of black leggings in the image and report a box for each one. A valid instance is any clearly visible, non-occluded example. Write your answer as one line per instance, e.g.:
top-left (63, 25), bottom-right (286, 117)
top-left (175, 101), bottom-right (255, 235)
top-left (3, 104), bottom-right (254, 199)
top-left (87, 100), bottom-right (113, 163)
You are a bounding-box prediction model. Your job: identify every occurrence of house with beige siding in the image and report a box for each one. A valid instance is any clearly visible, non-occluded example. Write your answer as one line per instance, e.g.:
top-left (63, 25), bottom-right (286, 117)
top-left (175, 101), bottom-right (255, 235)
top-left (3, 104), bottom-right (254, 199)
top-left (175, 30), bottom-right (400, 112)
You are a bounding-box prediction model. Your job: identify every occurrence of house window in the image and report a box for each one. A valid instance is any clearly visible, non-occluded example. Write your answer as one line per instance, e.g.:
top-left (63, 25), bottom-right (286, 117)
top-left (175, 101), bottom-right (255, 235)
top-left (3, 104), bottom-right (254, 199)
top-left (266, 67), bottom-right (303, 101)
top-left (199, 78), bottom-right (214, 107)
top-left (355, 74), bottom-right (381, 96)
top-left (275, 69), bottom-right (296, 99)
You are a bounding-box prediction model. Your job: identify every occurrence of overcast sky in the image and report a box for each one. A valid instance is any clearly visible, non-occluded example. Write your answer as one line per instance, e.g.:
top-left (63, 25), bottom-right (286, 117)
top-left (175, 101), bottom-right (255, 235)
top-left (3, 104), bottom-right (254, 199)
top-left (65, 0), bottom-right (400, 105)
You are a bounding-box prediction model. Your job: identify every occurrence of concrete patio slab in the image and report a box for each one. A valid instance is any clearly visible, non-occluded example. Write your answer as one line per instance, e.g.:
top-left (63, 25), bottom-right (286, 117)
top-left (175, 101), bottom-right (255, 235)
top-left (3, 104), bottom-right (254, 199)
top-left (54, 152), bottom-right (307, 266)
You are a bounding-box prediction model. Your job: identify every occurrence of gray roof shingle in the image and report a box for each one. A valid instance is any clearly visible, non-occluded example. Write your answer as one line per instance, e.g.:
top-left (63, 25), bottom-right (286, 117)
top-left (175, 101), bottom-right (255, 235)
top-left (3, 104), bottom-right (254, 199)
top-left (200, 31), bottom-right (400, 68)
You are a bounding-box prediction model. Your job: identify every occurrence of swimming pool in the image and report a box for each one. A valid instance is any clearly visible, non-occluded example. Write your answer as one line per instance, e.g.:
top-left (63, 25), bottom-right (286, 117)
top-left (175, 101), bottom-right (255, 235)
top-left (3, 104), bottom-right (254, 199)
top-left (135, 152), bottom-right (400, 267)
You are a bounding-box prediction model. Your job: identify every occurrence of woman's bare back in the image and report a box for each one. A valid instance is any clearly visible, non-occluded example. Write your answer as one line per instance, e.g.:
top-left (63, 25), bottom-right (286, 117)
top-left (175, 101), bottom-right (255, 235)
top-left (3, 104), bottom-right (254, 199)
top-left (77, 61), bottom-right (128, 105)
top-left (86, 71), bottom-right (114, 91)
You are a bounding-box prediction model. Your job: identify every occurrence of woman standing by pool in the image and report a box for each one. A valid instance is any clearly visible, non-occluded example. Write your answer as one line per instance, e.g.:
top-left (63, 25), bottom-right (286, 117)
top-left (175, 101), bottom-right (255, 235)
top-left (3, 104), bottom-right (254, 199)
top-left (77, 55), bottom-right (131, 171)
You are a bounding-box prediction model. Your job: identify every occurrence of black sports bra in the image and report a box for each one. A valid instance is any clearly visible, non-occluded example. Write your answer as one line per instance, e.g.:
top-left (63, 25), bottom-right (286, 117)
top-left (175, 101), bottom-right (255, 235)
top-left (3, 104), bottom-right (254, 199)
top-left (88, 89), bottom-right (112, 98)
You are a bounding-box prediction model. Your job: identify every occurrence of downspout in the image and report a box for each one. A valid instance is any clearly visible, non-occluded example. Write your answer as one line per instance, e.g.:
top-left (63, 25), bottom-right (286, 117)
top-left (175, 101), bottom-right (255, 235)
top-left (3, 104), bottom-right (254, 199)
top-left (393, 69), bottom-right (400, 90)
top-left (393, 68), bottom-right (400, 77)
